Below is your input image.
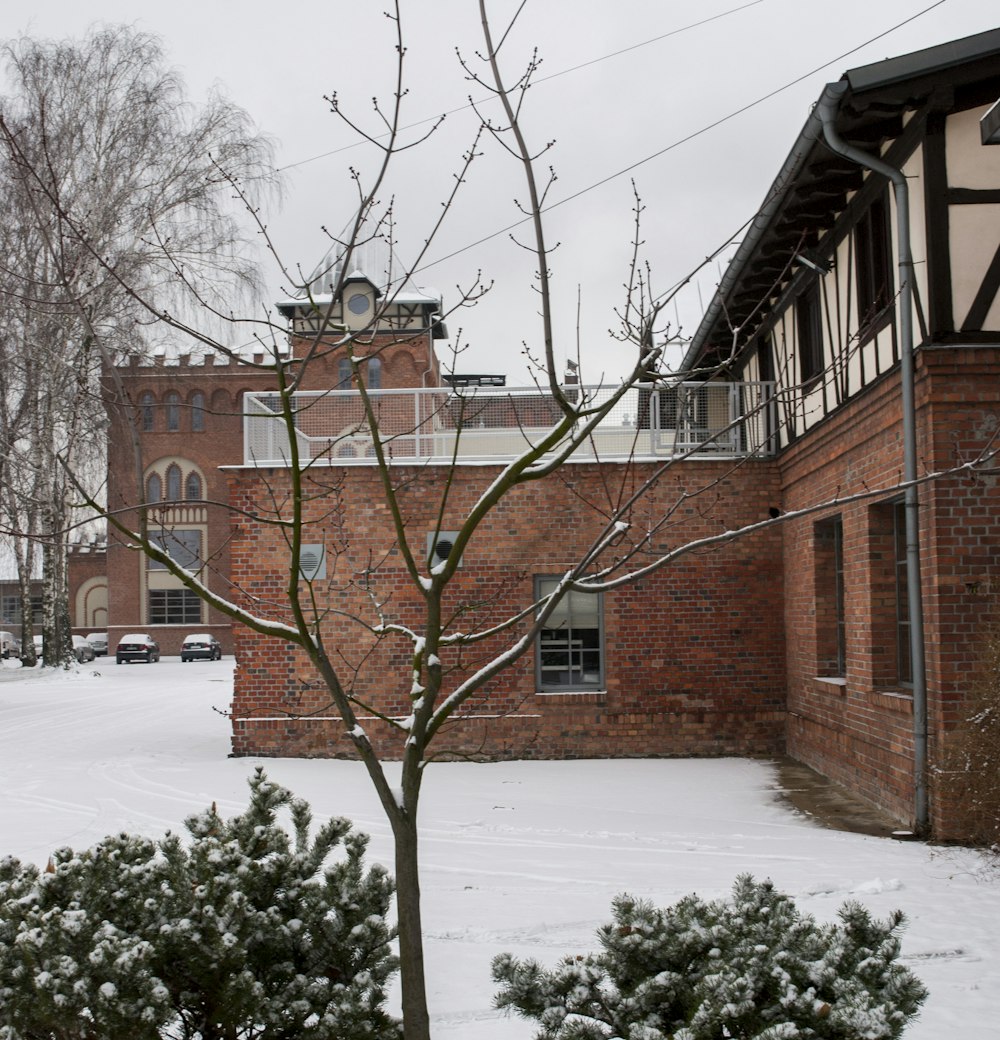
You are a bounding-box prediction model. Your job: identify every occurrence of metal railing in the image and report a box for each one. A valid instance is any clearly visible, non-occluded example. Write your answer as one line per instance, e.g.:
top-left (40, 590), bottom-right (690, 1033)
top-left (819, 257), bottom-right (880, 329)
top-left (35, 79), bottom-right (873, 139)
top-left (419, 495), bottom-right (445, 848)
top-left (242, 382), bottom-right (777, 467)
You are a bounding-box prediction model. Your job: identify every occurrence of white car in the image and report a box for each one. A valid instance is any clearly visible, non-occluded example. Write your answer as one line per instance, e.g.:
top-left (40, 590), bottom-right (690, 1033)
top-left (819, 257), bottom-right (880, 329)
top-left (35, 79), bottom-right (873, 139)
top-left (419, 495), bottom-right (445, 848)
top-left (86, 632), bottom-right (109, 656)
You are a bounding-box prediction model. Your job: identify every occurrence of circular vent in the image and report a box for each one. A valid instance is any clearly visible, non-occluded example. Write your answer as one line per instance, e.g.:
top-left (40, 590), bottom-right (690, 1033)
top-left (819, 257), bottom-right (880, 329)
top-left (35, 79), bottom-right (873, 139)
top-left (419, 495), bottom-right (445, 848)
top-left (300, 548), bottom-right (322, 572)
top-left (434, 538), bottom-right (454, 561)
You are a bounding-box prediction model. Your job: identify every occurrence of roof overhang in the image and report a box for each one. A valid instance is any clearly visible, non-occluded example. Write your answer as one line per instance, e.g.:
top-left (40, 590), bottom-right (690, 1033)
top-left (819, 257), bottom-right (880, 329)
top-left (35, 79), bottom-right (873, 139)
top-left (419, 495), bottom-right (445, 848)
top-left (683, 27), bottom-right (1000, 373)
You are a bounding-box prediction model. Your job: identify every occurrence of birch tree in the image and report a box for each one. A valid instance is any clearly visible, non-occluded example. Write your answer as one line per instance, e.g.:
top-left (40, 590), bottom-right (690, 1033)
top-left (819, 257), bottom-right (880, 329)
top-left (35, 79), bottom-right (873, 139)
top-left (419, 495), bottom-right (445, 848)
top-left (0, 25), bottom-right (277, 663)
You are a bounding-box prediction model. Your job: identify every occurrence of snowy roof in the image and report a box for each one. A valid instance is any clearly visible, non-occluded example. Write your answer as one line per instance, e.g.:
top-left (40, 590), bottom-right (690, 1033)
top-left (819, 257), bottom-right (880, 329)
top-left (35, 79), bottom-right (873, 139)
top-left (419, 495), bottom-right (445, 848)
top-left (277, 223), bottom-right (442, 313)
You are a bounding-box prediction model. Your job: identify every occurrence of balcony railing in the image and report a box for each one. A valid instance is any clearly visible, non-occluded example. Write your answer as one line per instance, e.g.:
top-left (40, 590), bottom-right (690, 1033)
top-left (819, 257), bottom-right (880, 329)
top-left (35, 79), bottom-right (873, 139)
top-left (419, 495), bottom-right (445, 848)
top-left (242, 382), bottom-right (777, 467)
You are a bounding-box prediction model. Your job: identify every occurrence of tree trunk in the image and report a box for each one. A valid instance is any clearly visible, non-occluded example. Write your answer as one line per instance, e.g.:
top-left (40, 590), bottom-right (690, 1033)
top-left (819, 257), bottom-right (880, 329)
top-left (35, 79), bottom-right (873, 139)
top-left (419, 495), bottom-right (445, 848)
top-left (392, 811), bottom-right (431, 1040)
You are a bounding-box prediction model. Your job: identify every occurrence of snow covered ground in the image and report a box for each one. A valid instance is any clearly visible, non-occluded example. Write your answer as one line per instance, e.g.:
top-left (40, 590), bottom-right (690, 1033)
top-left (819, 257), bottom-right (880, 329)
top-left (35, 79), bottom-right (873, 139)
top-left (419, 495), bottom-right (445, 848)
top-left (0, 657), bottom-right (996, 1038)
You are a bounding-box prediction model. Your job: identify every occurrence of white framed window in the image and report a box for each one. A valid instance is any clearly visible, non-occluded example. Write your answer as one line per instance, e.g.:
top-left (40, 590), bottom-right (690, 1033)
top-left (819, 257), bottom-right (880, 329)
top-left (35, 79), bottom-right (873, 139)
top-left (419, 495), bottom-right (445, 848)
top-left (535, 576), bottom-right (604, 691)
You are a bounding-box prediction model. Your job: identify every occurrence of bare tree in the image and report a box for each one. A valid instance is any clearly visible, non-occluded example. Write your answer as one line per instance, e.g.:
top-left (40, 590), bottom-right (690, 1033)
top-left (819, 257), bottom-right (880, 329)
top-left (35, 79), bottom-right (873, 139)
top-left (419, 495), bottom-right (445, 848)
top-left (12, 7), bottom-right (997, 1040)
top-left (0, 25), bottom-right (278, 663)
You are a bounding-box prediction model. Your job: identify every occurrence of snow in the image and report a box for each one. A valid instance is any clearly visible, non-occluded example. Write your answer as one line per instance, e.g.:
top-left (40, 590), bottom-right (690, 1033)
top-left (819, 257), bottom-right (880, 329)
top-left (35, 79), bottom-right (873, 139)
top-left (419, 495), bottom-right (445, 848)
top-left (0, 658), bottom-right (997, 1039)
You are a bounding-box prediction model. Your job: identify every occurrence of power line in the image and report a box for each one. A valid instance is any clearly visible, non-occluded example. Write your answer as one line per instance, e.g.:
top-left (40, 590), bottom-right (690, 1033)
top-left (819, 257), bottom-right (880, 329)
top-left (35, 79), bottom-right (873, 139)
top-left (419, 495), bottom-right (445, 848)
top-left (277, 0), bottom-right (766, 173)
top-left (413, 0), bottom-right (949, 276)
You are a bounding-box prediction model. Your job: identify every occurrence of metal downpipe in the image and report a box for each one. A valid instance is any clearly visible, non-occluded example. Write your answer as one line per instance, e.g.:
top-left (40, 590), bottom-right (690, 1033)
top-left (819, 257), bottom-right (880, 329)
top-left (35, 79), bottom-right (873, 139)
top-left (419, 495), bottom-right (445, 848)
top-left (817, 83), bottom-right (929, 835)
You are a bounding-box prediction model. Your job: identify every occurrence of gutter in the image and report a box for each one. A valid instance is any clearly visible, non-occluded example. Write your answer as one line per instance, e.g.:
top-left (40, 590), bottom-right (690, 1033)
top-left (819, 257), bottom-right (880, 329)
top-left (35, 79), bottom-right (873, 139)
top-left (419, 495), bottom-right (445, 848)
top-left (817, 81), bottom-right (929, 836)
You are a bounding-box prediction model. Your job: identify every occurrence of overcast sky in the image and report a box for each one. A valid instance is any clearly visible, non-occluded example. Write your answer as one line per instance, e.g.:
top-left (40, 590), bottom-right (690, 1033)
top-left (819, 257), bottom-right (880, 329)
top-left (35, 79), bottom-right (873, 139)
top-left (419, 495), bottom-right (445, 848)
top-left (2, 1), bottom-right (997, 381)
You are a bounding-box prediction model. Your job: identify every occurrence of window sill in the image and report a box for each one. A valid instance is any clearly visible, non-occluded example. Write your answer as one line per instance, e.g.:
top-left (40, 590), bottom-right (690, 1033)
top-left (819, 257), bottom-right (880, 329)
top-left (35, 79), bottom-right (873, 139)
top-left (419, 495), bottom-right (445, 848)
top-left (872, 688), bottom-right (914, 713)
top-left (813, 676), bottom-right (847, 689)
top-left (536, 690), bottom-right (606, 704)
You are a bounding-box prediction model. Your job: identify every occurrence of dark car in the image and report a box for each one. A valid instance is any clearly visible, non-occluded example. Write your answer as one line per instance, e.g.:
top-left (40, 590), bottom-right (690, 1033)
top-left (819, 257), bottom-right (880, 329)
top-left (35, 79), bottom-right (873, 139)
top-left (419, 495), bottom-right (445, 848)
top-left (72, 635), bottom-right (96, 663)
top-left (180, 633), bottom-right (223, 662)
top-left (116, 633), bottom-right (160, 664)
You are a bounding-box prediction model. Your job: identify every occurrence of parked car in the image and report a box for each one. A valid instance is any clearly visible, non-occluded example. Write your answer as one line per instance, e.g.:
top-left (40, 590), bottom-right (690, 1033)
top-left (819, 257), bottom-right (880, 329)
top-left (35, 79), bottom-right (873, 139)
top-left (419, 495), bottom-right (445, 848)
top-left (86, 632), bottom-right (109, 656)
top-left (180, 633), bottom-right (223, 662)
top-left (72, 635), bottom-right (96, 663)
top-left (0, 631), bottom-right (15, 659)
top-left (116, 633), bottom-right (160, 664)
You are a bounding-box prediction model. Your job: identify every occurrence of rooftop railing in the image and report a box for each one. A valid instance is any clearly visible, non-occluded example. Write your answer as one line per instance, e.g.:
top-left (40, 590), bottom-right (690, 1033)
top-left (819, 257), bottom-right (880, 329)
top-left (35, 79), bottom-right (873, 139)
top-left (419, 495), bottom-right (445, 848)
top-left (242, 382), bottom-right (777, 468)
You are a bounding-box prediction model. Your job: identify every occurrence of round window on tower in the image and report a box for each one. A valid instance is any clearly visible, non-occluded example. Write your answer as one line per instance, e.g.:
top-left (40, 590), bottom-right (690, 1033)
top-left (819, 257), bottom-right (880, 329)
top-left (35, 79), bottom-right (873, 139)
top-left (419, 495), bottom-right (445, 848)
top-left (347, 293), bottom-right (370, 315)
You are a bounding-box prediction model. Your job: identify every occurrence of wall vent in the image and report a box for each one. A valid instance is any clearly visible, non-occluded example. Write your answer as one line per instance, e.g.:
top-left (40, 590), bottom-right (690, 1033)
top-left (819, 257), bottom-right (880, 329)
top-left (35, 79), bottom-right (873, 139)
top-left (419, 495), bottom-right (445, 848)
top-left (299, 544), bottom-right (327, 581)
top-left (426, 531), bottom-right (462, 569)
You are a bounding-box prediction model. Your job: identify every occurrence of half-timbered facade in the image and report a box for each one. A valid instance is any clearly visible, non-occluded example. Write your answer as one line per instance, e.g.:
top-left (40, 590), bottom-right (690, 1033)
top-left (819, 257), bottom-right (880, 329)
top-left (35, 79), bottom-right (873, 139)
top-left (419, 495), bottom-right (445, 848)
top-left (683, 28), bottom-right (1000, 836)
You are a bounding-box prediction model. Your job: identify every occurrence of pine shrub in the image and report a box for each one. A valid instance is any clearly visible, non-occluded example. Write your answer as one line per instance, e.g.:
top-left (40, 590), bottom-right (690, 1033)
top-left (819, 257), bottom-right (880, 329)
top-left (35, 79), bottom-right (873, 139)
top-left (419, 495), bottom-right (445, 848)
top-left (0, 768), bottom-right (400, 1040)
top-left (493, 875), bottom-right (927, 1040)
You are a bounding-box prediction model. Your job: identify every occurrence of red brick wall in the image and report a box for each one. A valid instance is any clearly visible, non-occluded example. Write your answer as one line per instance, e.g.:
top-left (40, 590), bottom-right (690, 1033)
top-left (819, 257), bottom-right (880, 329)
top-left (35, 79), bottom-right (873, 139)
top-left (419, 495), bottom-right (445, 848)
top-left (781, 347), bottom-right (1000, 835)
top-left (103, 330), bottom-right (436, 654)
top-left (227, 460), bottom-right (787, 762)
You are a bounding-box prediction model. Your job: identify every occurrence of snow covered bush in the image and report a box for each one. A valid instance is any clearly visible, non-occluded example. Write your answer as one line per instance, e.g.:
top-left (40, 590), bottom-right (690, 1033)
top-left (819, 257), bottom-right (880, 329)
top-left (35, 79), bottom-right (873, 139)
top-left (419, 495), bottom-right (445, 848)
top-left (493, 875), bottom-right (927, 1040)
top-left (0, 768), bottom-right (399, 1039)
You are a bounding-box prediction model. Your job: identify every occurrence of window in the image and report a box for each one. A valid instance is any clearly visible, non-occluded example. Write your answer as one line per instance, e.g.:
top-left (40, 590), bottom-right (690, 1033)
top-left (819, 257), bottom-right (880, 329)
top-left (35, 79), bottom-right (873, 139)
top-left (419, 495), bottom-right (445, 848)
top-left (166, 464), bottom-right (182, 502)
top-left (165, 392), bottom-right (181, 432)
top-left (337, 358), bottom-right (352, 389)
top-left (535, 576), bottom-right (604, 691)
top-left (146, 473), bottom-right (162, 504)
top-left (149, 589), bottom-right (202, 625)
top-left (855, 191), bottom-right (893, 331)
top-left (149, 530), bottom-right (202, 572)
top-left (368, 357), bottom-right (382, 390)
top-left (796, 281), bottom-right (824, 386)
top-left (185, 472), bottom-right (202, 501)
top-left (3, 595), bottom-right (44, 625)
top-left (140, 392), bottom-right (155, 432)
top-left (814, 517), bottom-right (845, 676)
top-left (190, 392), bottom-right (205, 432)
top-left (868, 500), bottom-right (911, 688)
top-left (893, 500), bottom-right (912, 685)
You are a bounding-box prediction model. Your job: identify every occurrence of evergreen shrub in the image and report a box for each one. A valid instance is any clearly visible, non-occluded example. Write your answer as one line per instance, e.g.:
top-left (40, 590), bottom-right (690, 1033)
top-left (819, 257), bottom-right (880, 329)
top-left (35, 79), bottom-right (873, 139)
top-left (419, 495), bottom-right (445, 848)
top-left (0, 768), bottom-right (400, 1039)
top-left (493, 875), bottom-right (927, 1040)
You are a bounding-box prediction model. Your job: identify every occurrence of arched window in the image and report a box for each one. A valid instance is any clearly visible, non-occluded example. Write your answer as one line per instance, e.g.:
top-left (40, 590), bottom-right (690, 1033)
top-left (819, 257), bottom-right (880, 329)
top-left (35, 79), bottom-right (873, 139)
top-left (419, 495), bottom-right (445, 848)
top-left (368, 357), bottom-right (382, 390)
top-left (337, 358), bottom-right (352, 389)
top-left (190, 392), bottom-right (205, 432)
top-left (146, 473), bottom-right (162, 503)
top-left (185, 471), bottom-right (202, 501)
top-left (140, 392), bottom-right (155, 432)
top-left (165, 392), bottom-right (181, 432)
top-left (166, 464), bottom-right (182, 501)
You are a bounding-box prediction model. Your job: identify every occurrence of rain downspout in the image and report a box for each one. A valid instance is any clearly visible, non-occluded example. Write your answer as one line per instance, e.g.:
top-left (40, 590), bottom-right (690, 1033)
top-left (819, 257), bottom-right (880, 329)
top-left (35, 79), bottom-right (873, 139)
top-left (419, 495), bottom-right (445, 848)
top-left (818, 82), bottom-right (928, 835)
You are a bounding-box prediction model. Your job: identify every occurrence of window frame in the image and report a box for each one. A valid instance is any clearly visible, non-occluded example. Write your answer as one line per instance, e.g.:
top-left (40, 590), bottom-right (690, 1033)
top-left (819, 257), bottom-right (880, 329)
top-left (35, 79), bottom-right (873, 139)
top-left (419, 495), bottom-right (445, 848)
top-left (855, 190), bottom-right (894, 336)
top-left (165, 392), bottom-right (181, 432)
top-left (148, 588), bottom-right (202, 625)
top-left (814, 515), bottom-right (846, 678)
top-left (148, 529), bottom-right (202, 573)
top-left (190, 391), bottom-right (205, 432)
top-left (893, 500), bottom-right (912, 686)
top-left (337, 358), bottom-right (352, 390)
top-left (140, 391), bottom-right (155, 433)
top-left (367, 356), bottom-right (382, 390)
top-left (534, 576), bottom-right (605, 692)
top-left (796, 280), bottom-right (824, 388)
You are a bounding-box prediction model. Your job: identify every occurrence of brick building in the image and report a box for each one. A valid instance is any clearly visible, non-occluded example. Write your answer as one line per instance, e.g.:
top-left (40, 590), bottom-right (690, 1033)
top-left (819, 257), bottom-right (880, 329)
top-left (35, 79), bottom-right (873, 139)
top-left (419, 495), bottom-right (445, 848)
top-left (681, 28), bottom-right (1000, 836)
top-left (96, 30), bottom-right (1000, 840)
